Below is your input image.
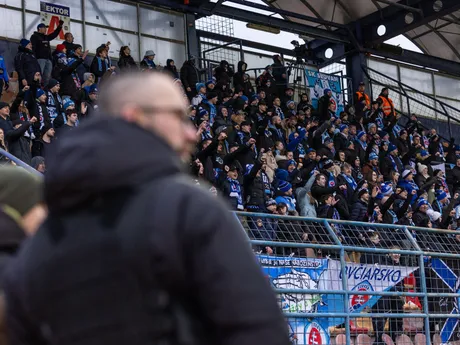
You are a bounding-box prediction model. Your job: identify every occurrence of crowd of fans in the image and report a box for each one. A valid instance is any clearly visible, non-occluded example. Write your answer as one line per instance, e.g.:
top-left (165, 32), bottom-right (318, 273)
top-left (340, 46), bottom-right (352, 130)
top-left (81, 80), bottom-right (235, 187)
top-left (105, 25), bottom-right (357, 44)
top-left (1, 22), bottom-right (460, 236)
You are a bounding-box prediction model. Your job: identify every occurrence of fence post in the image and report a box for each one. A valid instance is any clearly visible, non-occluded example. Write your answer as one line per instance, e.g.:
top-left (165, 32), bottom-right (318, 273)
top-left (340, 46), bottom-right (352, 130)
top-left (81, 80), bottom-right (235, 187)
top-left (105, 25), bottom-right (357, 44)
top-left (323, 220), bottom-right (351, 345)
top-left (403, 227), bottom-right (431, 345)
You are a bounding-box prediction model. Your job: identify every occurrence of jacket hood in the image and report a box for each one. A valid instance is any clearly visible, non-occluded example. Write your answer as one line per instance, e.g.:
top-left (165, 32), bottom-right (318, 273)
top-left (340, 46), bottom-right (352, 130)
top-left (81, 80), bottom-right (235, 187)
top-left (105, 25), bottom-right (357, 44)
top-left (166, 59), bottom-right (174, 67)
top-left (44, 116), bottom-right (183, 212)
top-left (237, 61), bottom-right (247, 73)
top-left (220, 60), bottom-right (229, 68)
top-left (272, 55), bottom-right (281, 64)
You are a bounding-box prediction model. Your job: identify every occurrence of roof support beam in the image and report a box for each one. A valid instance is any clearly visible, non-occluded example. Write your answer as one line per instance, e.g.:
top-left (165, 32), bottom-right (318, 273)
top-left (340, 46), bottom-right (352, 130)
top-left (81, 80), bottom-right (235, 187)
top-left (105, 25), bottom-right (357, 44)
top-left (374, 0), bottom-right (422, 13)
top-left (360, 0), bottom-right (460, 44)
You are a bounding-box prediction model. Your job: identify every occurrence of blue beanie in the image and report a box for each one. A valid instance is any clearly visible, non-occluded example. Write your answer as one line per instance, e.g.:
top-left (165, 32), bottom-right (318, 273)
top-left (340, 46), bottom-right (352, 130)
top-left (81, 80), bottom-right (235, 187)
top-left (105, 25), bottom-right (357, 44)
top-left (198, 107), bottom-right (208, 118)
top-left (205, 79), bottom-right (214, 86)
top-left (306, 148), bottom-right (316, 154)
top-left (278, 180), bottom-right (292, 193)
top-left (388, 143), bottom-right (398, 152)
top-left (416, 198), bottom-right (429, 209)
top-left (250, 94), bottom-right (259, 102)
top-left (339, 124), bottom-right (348, 132)
top-left (240, 95), bottom-right (248, 102)
top-left (36, 88), bottom-right (45, 99)
top-left (287, 159), bottom-right (297, 167)
top-left (196, 83), bottom-right (205, 92)
top-left (20, 39), bottom-right (30, 48)
top-left (367, 123), bottom-right (376, 130)
top-left (436, 190), bottom-right (448, 201)
top-left (357, 131), bottom-right (366, 140)
top-left (324, 88), bottom-right (331, 96)
top-left (286, 100), bottom-right (295, 107)
top-left (275, 169), bottom-right (289, 181)
top-left (369, 152), bottom-right (378, 161)
top-left (63, 99), bottom-right (75, 110)
top-left (380, 183), bottom-right (393, 196)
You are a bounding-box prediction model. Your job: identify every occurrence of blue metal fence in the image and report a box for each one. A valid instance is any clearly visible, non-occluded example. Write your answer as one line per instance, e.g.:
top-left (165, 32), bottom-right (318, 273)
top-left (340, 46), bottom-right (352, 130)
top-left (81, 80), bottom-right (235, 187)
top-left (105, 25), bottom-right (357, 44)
top-left (236, 211), bottom-right (460, 345)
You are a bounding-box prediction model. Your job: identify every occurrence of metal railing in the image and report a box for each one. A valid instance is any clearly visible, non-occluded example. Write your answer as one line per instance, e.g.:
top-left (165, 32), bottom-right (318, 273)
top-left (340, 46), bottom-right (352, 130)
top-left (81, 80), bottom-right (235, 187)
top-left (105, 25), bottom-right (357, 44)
top-left (237, 211), bottom-right (460, 345)
top-left (0, 148), bottom-right (42, 176)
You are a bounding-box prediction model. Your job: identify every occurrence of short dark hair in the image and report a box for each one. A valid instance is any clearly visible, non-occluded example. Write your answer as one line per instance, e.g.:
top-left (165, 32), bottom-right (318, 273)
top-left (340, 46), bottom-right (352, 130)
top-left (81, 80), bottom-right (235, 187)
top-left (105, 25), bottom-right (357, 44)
top-left (65, 108), bottom-right (77, 118)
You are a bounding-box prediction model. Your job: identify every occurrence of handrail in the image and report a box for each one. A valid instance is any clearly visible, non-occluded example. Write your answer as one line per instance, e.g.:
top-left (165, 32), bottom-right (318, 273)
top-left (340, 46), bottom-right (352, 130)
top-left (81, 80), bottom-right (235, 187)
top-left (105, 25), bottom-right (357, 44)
top-left (0, 148), bottom-right (42, 177)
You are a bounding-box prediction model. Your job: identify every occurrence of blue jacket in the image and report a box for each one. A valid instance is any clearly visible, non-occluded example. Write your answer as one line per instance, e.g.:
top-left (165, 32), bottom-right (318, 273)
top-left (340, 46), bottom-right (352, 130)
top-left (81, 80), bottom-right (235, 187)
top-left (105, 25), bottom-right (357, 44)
top-left (0, 56), bottom-right (8, 82)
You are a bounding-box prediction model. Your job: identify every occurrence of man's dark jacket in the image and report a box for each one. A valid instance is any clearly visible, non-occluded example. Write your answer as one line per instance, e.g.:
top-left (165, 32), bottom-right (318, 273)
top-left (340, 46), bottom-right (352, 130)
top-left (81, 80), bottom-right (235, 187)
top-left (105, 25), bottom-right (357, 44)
top-left (14, 46), bottom-right (41, 85)
top-left (30, 26), bottom-right (62, 60)
top-left (4, 116), bottom-right (289, 345)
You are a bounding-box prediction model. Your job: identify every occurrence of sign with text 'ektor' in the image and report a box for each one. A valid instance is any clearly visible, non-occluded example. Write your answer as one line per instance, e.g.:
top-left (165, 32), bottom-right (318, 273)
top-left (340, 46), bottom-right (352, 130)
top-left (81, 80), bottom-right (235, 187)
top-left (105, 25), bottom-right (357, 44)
top-left (40, 2), bottom-right (70, 41)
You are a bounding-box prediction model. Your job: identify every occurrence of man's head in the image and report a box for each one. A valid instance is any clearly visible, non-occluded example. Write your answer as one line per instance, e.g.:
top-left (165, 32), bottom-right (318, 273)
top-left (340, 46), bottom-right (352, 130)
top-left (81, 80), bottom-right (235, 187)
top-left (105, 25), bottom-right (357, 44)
top-left (86, 84), bottom-right (99, 101)
top-left (66, 109), bottom-right (78, 125)
top-left (358, 82), bottom-right (365, 92)
top-left (0, 166), bottom-right (46, 235)
top-left (98, 72), bottom-right (195, 160)
top-left (36, 89), bottom-right (47, 103)
top-left (357, 131), bottom-right (367, 142)
top-left (31, 156), bottom-right (46, 173)
top-left (65, 32), bottom-right (74, 43)
top-left (381, 87), bottom-right (389, 97)
top-left (285, 88), bottom-right (294, 97)
top-left (358, 188), bottom-right (369, 202)
top-left (273, 98), bottom-right (281, 107)
top-left (226, 164), bottom-right (239, 180)
top-left (369, 152), bottom-right (378, 166)
top-left (0, 102), bottom-right (10, 118)
top-left (37, 23), bottom-right (48, 34)
top-left (48, 79), bottom-right (60, 93)
top-left (20, 38), bottom-right (32, 51)
top-left (316, 173), bottom-right (327, 187)
top-left (278, 181), bottom-right (292, 196)
top-left (43, 125), bottom-right (55, 138)
top-left (207, 92), bottom-right (218, 105)
top-left (144, 50), bottom-right (155, 60)
top-left (241, 121), bottom-right (251, 134)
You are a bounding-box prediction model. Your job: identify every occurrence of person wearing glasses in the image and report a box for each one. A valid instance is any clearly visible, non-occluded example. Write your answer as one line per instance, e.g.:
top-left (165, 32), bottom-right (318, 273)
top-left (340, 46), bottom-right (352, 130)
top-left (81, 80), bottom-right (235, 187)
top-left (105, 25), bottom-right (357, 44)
top-left (3, 72), bottom-right (289, 345)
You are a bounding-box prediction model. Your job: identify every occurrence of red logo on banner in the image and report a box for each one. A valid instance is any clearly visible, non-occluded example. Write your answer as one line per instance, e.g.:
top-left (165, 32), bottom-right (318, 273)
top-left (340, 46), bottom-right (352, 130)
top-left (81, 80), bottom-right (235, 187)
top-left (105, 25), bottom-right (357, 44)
top-left (46, 16), bottom-right (64, 40)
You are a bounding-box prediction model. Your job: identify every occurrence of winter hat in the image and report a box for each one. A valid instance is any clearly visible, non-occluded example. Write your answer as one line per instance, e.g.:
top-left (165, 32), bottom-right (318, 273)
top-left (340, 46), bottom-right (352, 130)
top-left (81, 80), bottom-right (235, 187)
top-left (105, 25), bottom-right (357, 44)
top-left (401, 169), bottom-right (412, 179)
top-left (378, 130), bottom-right (388, 138)
top-left (369, 152), bottom-right (378, 161)
top-left (198, 107), bottom-right (208, 118)
top-left (205, 79), bottom-right (215, 86)
top-left (367, 123), bottom-right (376, 130)
top-left (278, 180), bottom-right (292, 193)
top-left (275, 169), bottom-right (289, 181)
top-left (287, 159), bottom-right (297, 168)
top-left (196, 83), bottom-right (206, 92)
top-left (324, 137), bottom-right (333, 145)
top-left (358, 188), bottom-right (369, 199)
top-left (306, 148), bottom-right (316, 154)
top-left (36, 88), bottom-right (46, 99)
top-left (63, 99), bottom-right (75, 110)
top-left (388, 143), bottom-right (398, 152)
top-left (0, 102), bottom-right (9, 110)
top-left (0, 166), bottom-right (43, 216)
top-left (240, 95), bottom-right (249, 102)
top-left (436, 190), bottom-right (448, 201)
top-left (31, 156), bottom-right (45, 171)
top-left (56, 44), bottom-right (66, 53)
top-left (87, 84), bottom-right (98, 94)
top-left (416, 198), bottom-right (429, 209)
top-left (380, 183), bottom-right (393, 196)
top-left (324, 88), bottom-right (331, 96)
top-left (251, 94), bottom-right (259, 102)
top-left (266, 198), bottom-right (277, 207)
top-left (418, 163), bottom-right (428, 174)
top-left (323, 159), bottom-right (334, 170)
top-left (83, 72), bottom-right (94, 81)
top-left (144, 50), bottom-right (155, 57)
top-left (339, 124), bottom-right (348, 132)
top-left (207, 91), bottom-right (218, 100)
top-left (215, 126), bottom-right (227, 136)
top-left (19, 39), bottom-right (30, 48)
top-left (427, 209), bottom-right (442, 222)
top-left (286, 100), bottom-right (295, 107)
top-left (47, 79), bottom-right (59, 89)
top-left (357, 131), bottom-right (366, 140)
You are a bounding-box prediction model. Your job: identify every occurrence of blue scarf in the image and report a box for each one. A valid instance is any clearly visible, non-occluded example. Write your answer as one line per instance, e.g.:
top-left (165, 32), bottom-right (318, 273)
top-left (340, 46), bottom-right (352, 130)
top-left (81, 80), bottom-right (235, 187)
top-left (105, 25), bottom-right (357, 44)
top-left (388, 209), bottom-right (398, 224)
top-left (341, 173), bottom-right (357, 190)
top-left (143, 58), bottom-right (156, 69)
top-left (357, 139), bottom-right (367, 150)
top-left (203, 100), bottom-right (216, 125)
top-left (262, 172), bottom-right (271, 196)
top-left (67, 56), bottom-right (82, 88)
top-left (56, 52), bottom-right (67, 65)
top-left (375, 115), bottom-right (384, 130)
top-left (393, 124), bottom-right (402, 138)
top-left (275, 106), bottom-right (285, 120)
top-left (327, 172), bottom-right (336, 187)
top-left (46, 91), bottom-right (62, 123)
top-left (97, 57), bottom-right (109, 72)
top-left (201, 122), bottom-right (212, 141)
top-left (228, 177), bottom-right (244, 210)
top-left (389, 154), bottom-right (401, 173)
top-left (439, 143), bottom-right (444, 158)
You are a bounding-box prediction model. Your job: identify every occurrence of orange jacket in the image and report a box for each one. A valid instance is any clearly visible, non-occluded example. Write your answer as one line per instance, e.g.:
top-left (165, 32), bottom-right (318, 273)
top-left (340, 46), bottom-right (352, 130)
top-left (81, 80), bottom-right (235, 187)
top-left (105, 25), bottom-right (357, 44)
top-left (378, 95), bottom-right (395, 117)
top-left (356, 91), bottom-right (370, 108)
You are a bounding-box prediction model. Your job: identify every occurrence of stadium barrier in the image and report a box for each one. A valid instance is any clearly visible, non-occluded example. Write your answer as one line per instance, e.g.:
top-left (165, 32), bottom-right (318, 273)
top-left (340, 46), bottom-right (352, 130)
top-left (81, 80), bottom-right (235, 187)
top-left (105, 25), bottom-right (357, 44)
top-left (236, 211), bottom-right (460, 345)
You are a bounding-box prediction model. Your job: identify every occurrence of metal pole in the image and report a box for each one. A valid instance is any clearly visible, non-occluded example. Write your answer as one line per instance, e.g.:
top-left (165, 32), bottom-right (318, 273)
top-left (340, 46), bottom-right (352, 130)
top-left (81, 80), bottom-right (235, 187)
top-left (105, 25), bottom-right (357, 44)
top-left (0, 149), bottom-right (42, 177)
top-left (21, 0), bottom-right (26, 38)
top-left (239, 39), bottom-right (244, 62)
top-left (81, 0), bottom-right (86, 50)
top-left (137, 3), bottom-right (142, 63)
top-left (323, 221), bottom-right (351, 345)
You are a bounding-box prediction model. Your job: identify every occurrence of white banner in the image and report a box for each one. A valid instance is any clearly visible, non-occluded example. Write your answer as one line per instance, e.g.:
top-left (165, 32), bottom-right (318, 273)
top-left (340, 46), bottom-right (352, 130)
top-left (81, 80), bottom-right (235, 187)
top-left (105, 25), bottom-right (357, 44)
top-left (40, 2), bottom-right (70, 41)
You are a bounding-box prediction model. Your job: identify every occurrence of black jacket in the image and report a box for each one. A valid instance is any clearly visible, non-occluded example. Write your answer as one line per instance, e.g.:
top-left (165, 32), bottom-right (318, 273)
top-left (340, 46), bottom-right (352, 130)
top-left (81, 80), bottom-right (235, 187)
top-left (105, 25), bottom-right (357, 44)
top-left (4, 117), bottom-right (289, 345)
top-left (180, 60), bottom-right (199, 92)
top-left (117, 55), bottom-right (138, 71)
top-left (14, 46), bottom-right (41, 85)
top-left (233, 61), bottom-right (247, 90)
top-left (163, 59), bottom-right (179, 79)
top-left (30, 26), bottom-right (62, 60)
top-left (58, 56), bottom-right (84, 99)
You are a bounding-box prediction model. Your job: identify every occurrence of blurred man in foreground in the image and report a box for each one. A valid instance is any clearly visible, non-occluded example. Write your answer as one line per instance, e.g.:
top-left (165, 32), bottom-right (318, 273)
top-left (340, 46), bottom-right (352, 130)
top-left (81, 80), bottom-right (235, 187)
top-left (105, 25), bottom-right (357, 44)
top-left (4, 73), bottom-right (289, 345)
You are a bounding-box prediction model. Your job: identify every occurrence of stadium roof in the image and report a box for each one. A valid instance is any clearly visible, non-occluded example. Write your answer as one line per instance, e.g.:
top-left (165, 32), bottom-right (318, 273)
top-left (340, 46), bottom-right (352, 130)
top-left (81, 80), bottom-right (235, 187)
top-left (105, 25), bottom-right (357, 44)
top-left (259, 0), bottom-right (460, 62)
